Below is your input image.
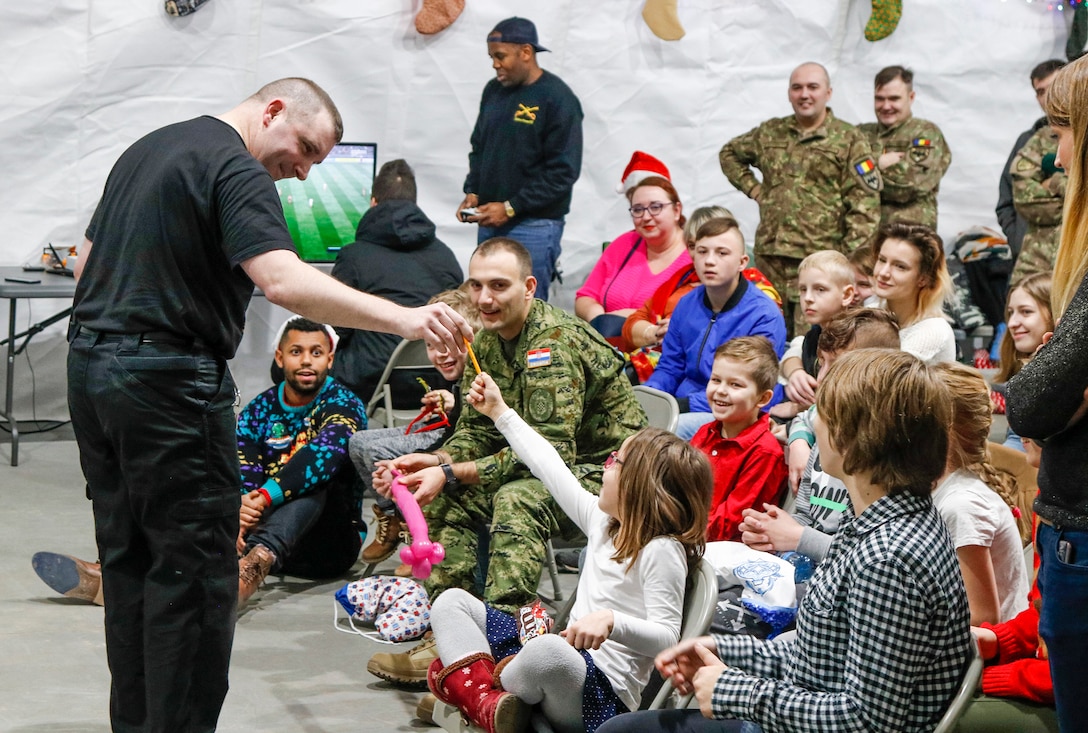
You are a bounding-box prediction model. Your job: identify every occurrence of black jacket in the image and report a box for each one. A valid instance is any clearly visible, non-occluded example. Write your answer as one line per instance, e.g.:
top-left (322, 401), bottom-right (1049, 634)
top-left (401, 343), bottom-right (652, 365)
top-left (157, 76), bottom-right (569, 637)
top-left (330, 199), bottom-right (463, 401)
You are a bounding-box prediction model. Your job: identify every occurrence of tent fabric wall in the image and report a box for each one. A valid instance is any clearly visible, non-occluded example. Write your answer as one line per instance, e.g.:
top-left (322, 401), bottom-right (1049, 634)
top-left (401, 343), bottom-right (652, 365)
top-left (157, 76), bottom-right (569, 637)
top-left (0, 0), bottom-right (1073, 418)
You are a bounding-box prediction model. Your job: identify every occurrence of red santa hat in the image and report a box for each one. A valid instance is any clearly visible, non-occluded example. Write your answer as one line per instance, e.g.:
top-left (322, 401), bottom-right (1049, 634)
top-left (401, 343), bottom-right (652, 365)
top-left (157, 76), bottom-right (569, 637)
top-left (616, 151), bottom-right (671, 195)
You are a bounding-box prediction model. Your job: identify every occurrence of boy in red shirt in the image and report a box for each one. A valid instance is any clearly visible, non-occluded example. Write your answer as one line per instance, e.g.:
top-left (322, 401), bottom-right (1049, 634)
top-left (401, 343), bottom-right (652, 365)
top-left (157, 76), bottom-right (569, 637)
top-left (691, 336), bottom-right (788, 541)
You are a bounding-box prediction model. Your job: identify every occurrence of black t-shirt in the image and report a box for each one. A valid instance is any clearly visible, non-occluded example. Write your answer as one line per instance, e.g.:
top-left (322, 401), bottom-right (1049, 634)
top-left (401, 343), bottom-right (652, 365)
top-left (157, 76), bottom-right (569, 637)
top-left (77, 115), bottom-right (297, 359)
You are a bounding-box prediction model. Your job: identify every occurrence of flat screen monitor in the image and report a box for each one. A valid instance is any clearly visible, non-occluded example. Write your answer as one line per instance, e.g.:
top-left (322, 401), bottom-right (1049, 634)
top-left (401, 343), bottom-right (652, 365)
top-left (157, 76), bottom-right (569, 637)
top-left (276, 142), bottom-right (377, 263)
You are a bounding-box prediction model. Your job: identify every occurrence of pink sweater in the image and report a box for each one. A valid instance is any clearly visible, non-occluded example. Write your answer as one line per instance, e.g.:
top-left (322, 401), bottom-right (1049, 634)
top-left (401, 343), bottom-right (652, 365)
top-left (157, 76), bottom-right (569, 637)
top-left (576, 230), bottom-right (692, 313)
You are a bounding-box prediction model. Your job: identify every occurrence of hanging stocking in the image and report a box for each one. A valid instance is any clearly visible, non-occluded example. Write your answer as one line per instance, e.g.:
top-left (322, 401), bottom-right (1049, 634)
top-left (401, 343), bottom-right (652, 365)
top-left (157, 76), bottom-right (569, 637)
top-left (864, 0), bottom-right (902, 42)
top-left (642, 0), bottom-right (685, 41)
top-left (415, 0), bottom-right (465, 35)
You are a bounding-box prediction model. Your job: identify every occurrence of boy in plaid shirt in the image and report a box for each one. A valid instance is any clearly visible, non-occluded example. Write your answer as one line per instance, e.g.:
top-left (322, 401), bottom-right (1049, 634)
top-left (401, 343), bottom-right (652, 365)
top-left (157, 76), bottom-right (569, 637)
top-left (599, 349), bottom-right (972, 732)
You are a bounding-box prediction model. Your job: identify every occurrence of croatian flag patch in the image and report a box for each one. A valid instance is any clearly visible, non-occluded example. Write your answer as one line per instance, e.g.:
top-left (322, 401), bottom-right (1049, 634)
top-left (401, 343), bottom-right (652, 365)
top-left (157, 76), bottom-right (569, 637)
top-left (527, 348), bottom-right (552, 368)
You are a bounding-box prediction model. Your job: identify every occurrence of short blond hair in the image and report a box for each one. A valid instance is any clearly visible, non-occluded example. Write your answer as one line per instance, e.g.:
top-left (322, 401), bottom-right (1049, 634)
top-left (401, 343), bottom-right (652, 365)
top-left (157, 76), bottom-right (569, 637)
top-left (816, 349), bottom-right (950, 497)
top-left (713, 336), bottom-right (779, 394)
top-left (798, 250), bottom-right (855, 289)
top-left (429, 286), bottom-right (481, 333)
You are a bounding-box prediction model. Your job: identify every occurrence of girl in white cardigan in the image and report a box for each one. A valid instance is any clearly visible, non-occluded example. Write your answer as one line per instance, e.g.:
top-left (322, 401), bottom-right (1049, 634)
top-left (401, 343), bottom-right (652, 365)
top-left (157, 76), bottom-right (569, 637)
top-left (425, 372), bottom-right (709, 733)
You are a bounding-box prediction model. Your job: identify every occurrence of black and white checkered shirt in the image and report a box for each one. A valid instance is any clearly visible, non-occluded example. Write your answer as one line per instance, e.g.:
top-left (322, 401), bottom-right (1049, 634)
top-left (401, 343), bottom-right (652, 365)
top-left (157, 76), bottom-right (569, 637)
top-left (711, 492), bottom-right (972, 732)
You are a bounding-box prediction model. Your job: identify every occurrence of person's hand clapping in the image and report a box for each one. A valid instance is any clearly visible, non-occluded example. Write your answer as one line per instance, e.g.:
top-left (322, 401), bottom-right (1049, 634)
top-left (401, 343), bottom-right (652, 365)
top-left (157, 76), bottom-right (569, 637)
top-left (467, 373), bottom-right (509, 421)
top-left (654, 636), bottom-right (719, 696)
top-left (739, 503), bottom-right (803, 553)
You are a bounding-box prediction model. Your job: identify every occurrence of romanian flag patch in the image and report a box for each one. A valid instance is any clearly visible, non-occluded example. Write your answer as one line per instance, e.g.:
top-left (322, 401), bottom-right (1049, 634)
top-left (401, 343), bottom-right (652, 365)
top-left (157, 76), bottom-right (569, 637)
top-left (527, 348), bottom-right (552, 368)
top-left (855, 158), bottom-right (876, 176)
top-left (912, 138), bottom-right (933, 147)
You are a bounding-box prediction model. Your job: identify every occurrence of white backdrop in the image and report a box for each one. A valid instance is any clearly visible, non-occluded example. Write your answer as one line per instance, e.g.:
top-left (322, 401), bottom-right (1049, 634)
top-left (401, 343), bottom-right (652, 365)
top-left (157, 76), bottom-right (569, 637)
top-left (0, 0), bottom-right (1075, 421)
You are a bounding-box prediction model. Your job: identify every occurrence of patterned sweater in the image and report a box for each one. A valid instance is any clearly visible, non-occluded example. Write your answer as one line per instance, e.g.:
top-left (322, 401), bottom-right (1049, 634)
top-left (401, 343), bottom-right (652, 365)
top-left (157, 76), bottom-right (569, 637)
top-left (237, 377), bottom-right (366, 506)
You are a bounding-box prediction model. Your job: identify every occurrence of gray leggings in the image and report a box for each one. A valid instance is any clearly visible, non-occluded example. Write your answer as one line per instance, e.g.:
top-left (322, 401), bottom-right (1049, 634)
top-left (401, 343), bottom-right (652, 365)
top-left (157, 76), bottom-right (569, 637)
top-left (431, 588), bottom-right (588, 733)
top-left (348, 426), bottom-right (448, 509)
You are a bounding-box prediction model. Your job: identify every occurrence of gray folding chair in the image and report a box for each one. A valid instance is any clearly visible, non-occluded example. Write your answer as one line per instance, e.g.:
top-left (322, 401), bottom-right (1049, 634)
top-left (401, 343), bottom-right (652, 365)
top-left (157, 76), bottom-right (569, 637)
top-left (633, 385), bottom-right (680, 433)
top-left (365, 338), bottom-right (433, 429)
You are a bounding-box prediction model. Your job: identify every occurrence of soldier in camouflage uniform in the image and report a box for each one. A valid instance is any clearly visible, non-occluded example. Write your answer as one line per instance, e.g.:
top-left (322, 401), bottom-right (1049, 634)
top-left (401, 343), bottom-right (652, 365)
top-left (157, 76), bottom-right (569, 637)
top-left (720, 62), bottom-right (882, 337)
top-left (858, 66), bottom-right (951, 230)
top-left (1010, 125), bottom-right (1065, 280)
top-left (365, 238), bottom-right (645, 688)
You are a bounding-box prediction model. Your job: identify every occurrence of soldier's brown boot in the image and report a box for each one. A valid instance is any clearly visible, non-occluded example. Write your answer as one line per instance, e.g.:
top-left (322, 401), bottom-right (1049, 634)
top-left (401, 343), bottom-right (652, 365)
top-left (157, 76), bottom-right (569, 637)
top-left (367, 631), bottom-right (437, 689)
top-left (237, 544), bottom-right (276, 608)
top-left (361, 503), bottom-right (408, 564)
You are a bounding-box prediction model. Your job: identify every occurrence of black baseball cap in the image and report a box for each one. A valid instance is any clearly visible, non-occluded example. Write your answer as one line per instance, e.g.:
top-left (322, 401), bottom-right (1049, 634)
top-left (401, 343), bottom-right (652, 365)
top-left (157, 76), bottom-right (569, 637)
top-left (487, 17), bottom-right (549, 52)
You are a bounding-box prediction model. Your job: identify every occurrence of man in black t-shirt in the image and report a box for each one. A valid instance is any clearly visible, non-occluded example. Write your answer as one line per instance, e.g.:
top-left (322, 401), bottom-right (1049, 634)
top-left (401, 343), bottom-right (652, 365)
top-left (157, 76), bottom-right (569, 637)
top-left (69, 77), bottom-right (471, 732)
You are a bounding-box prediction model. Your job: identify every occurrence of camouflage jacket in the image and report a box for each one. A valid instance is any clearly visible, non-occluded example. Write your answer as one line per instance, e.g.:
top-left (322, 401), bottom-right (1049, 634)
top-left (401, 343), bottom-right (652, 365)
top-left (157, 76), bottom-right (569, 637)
top-left (442, 299), bottom-right (647, 492)
top-left (719, 108), bottom-right (882, 261)
top-left (858, 116), bottom-right (951, 229)
top-left (1011, 126), bottom-right (1065, 229)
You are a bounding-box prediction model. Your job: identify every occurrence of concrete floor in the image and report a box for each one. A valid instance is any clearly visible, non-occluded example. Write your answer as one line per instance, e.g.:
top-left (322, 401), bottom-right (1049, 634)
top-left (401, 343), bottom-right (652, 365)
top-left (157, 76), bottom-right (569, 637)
top-left (0, 426), bottom-right (578, 732)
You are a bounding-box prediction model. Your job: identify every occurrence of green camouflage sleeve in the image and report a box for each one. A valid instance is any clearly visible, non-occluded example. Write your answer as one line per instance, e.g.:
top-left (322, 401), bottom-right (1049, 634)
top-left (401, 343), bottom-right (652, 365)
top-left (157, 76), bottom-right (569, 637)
top-left (1011, 128), bottom-right (1065, 227)
top-left (451, 336), bottom-right (586, 492)
top-left (880, 126), bottom-right (952, 204)
top-left (719, 125), bottom-right (763, 198)
top-left (840, 133), bottom-right (883, 252)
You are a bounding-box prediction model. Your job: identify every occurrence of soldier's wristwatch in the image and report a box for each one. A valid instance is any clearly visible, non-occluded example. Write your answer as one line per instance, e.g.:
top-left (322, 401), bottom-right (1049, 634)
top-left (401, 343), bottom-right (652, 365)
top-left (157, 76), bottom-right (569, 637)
top-left (439, 463), bottom-right (459, 489)
top-left (503, 200), bottom-right (516, 219)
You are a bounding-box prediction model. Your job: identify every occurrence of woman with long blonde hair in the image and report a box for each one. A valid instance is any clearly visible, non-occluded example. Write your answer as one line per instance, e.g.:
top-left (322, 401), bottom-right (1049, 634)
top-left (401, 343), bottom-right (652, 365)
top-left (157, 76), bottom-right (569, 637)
top-left (1006, 54), bottom-right (1088, 731)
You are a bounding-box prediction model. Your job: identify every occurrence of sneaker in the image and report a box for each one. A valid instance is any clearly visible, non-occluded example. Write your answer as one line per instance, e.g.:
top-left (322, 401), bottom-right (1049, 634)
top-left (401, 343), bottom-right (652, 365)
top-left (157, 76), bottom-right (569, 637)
top-left (32, 552), bottom-right (104, 605)
top-left (238, 544), bottom-right (276, 608)
top-left (416, 693), bottom-right (437, 725)
top-left (367, 631), bottom-right (437, 689)
top-left (361, 504), bottom-right (408, 564)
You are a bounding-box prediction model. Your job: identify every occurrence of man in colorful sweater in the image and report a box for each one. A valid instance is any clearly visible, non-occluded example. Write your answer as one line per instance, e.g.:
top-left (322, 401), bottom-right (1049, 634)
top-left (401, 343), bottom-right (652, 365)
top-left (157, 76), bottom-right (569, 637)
top-left (235, 316), bottom-right (367, 606)
top-left (33, 317), bottom-right (367, 610)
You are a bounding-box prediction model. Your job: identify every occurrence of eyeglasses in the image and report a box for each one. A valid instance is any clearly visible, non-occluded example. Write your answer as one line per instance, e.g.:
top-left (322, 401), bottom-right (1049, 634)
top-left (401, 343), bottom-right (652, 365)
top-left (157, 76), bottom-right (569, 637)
top-left (604, 450), bottom-right (624, 470)
top-left (629, 201), bottom-right (675, 219)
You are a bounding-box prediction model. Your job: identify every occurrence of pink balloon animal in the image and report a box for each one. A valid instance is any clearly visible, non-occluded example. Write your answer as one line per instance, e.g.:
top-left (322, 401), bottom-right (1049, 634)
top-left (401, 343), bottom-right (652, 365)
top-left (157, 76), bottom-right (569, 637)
top-left (389, 468), bottom-right (445, 579)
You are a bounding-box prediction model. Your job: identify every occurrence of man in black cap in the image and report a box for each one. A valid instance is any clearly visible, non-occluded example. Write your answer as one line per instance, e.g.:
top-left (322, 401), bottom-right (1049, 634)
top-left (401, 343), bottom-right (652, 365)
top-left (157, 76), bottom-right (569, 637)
top-left (456, 17), bottom-right (583, 302)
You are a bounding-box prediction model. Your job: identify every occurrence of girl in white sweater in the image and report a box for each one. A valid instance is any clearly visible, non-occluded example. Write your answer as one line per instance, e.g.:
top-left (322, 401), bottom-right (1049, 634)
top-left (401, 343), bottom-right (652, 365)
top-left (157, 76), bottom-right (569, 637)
top-left (425, 372), bottom-right (709, 733)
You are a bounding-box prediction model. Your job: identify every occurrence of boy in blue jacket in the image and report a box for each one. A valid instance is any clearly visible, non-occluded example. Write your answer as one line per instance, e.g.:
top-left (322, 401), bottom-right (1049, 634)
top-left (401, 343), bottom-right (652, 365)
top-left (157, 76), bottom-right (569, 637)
top-left (645, 217), bottom-right (787, 440)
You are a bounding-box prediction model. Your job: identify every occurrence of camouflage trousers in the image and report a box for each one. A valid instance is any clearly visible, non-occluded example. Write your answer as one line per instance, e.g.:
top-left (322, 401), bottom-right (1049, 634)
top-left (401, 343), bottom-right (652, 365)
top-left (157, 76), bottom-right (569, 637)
top-left (423, 465), bottom-right (603, 614)
top-left (1010, 229), bottom-right (1058, 282)
top-left (754, 253), bottom-right (805, 339)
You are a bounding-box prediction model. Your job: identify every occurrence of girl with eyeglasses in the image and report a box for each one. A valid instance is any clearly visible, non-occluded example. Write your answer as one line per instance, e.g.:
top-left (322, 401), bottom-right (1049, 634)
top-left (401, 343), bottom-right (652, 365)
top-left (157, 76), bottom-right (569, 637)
top-left (421, 371), bottom-right (709, 733)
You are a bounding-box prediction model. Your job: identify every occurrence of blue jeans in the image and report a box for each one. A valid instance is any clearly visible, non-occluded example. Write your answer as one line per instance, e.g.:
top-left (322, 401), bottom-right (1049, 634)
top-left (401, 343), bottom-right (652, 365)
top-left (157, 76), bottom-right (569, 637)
top-left (1035, 520), bottom-right (1088, 731)
top-left (478, 218), bottom-right (564, 302)
top-left (676, 412), bottom-right (715, 441)
top-left (245, 484), bottom-right (360, 579)
top-left (68, 328), bottom-right (239, 733)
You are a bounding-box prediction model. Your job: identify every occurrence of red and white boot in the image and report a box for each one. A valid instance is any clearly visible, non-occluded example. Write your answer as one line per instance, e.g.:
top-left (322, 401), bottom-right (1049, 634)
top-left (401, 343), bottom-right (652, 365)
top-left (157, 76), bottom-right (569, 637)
top-left (427, 653), bottom-right (530, 733)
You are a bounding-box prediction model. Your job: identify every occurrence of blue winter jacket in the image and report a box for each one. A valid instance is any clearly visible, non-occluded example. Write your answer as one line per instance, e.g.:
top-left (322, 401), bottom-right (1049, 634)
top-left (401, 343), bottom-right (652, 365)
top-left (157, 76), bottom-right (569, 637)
top-left (644, 278), bottom-right (787, 412)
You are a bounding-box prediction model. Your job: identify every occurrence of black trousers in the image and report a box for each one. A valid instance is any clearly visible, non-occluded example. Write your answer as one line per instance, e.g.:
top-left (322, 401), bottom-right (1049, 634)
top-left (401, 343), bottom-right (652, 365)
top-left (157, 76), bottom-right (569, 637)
top-left (68, 329), bottom-right (240, 733)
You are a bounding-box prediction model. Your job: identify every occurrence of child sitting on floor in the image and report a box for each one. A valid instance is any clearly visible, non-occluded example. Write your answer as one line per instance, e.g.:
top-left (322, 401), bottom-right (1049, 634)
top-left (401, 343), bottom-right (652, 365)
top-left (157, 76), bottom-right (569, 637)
top-left (423, 372), bottom-right (710, 733)
top-left (690, 336), bottom-right (787, 542)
